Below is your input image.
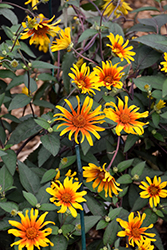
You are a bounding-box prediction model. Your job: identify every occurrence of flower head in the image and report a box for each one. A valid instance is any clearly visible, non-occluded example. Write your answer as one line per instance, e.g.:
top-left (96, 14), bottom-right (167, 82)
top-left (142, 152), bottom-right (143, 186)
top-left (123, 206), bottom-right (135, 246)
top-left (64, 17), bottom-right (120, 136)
top-left (24, 0), bottom-right (39, 10)
top-left (139, 176), bottom-right (167, 208)
top-left (83, 163), bottom-right (122, 197)
top-left (66, 169), bottom-right (78, 181)
top-left (101, 0), bottom-right (132, 18)
top-left (8, 208), bottom-right (55, 250)
top-left (69, 63), bottom-right (103, 95)
top-left (107, 33), bottom-right (135, 63)
top-left (46, 176), bottom-right (87, 217)
top-left (117, 211), bottom-right (156, 247)
top-left (137, 239), bottom-right (155, 250)
top-left (54, 96), bottom-right (105, 146)
top-left (104, 96), bottom-right (149, 136)
top-left (22, 86), bottom-right (32, 97)
top-left (160, 52), bottom-right (167, 72)
top-left (51, 27), bottom-right (73, 52)
top-left (93, 60), bottom-right (124, 90)
top-left (154, 99), bottom-right (166, 111)
top-left (20, 14), bottom-right (61, 52)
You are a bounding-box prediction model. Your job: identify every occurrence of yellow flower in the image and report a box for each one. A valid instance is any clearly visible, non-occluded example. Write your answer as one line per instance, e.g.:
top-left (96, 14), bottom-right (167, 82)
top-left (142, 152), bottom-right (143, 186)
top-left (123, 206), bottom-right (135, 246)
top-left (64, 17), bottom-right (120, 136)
top-left (107, 33), bottom-right (136, 63)
top-left (137, 239), bottom-right (155, 250)
top-left (101, 0), bottom-right (132, 18)
top-left (154, 99), bottom-right (166, 111)
top-left (160, 52), bottom-right (167, 72)
top-left (93, 60), bottom-right (124, 90)
top-left (51, 168), bottom-right (60, 188)
top-left (139, 176), bottom-right (167, 208)
top-left (24, 0), bottom-right (39, 10)
top-left (51, 27), bottom-right (73, 52)
top-left (8, 208), bottom-right (55, 250)
top-left (54, 95), bottom-right (105, 146)
top-left (20, 14), bottom-right (61, 53)
top-left (66, 169), bottom-right (79, 181)
top-left (117, 212), bottom-right (156, 247)
top-left (83, 163), bottom-right (122, 197)
top-left (68, 63), bottom-right (103, 95)
top-left (104, 96), bottom-right (149, 136)
top-left (46, 176), bottom-right (87, 217)
top-left (22, 86), bottom-right (31, 96)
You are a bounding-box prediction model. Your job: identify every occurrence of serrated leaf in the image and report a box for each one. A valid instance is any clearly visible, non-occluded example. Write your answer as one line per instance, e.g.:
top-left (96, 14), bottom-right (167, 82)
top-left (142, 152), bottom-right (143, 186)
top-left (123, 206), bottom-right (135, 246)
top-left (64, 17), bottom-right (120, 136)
top-left (8, 117), bottom-right (41, 144)
top-left (8, 94), bottom-right (31, 111)
top-left (117, 159), bottom-right (134, 172)
top-left (131, 161), bottom-right (145, 177)
top-left (0, 202), bottom-right (18, 213)
top-left (85, 193), bottom-right (106, 216)
top-left (124, 134), bottom-right (139, 153)
top-left (41, 133), bottom-right (60, 157)
top-left (41, 169), bottom-right (57, 184)
top-left (38, 146), bottom-right (51, 167)
top-left (0, 166), bottom-right (13, 192)
top-left (18, 161), bottom-right (40, 195)
top-left (103, 219), bottom-right (118, 245)
top-left (31, 60), bottom-right (58, 69)
top-left (78, 29), bottom-right (98, 43)
top-left (22, 191), bottom-right (38, 206)
top-left (117, 174), bottom-right (132, 184)
top-left (1, 150), bottom-right (17, 176)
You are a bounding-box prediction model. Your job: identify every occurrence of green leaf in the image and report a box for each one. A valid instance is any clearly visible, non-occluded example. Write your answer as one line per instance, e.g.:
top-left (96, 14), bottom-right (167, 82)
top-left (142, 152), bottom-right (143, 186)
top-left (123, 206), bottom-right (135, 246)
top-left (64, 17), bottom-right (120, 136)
top-left (96, 220), bottom-right (108, 230)
top-left (160, 111), bottom-right (167, 119)
top-left (153, 132), bottom-right (165, 142)
top-left (117, 174), bottom-right (132, 184)
top-left (38, 146), bottom-right (51, 167)
top-left (61, 224), bottom-right (75, 236)
top-left (131, 196), bottom-right (148, 211)
top-left (78, 29), bottom-right (98, 44)
top-left (108, 22), bottom-right (124, 37)
top-left (152, 112), bottom-right (160, 127)
top-left (18, 161), bottom-right (40, 195)
top-left (155, 210), bottom-right (164, 218)
top-left (49, 225), bottom-right (59, 235)
top-left (0, 3), bottom-right (14, 8)
top-left (133, 75), bottom-right (165, 91)
top-left (0, 93), bottom-right (5, 107)
top-left (37, 73), bottom-right (56, 82)
top-left (31, 60), bottom-right (59, 69)
top-left (103, 219), bottom-right (118, 245)
top-left (34, 118), bottom-right (50, 130)
top-left (134, 34), bottom-right (167, 53)
top-left (39, 203), bottom-right (58, 211)
top-left (0, 69), bottom-right (15, 79)
top-left (33, 99), bottom-right (55, 109)
top-left (20, 41), bottom-right (36, 58)
top-left (8, 94), bottom-right (31, 111)
top-left (73, 215), bottom-right (101, 235)
top-left (81, 136), bottom-right (91, 155)
top-left (142, 208), bottom-right (158, 227)
top-left (6, 75), bottom-right (24, 90)
top-left (149, 227), bottom-right (164, 250)
top-left (62, 51), bottom-right (76, 93)
top-left (0, 8), bottom-right (18, 25)
top-left (66, 0), bottom-right (80, 7)
top-left (124, 134), bottom-right (139, 153)
top-left (117, 159), bottom-right (134, 172)
top-left (108, 207), bottom-right (122, 220)
top-left (85, 193), bottom-right (106, 216)
top-left (0, 201), bottom-right (18, 213)
top-left (0, 150), bottom-right (7, 157)
top-left (50, 235), bottom-right (68, 250)
top-left (24, 74), bottom-right (37, 93)
top-left (131, 161), bottom-right (145, 177)
top-left (81, 151), bottom-right (99, 165)
top-left (1, 150), bottom-right (17, 176)
top-left (41, 133), bottom-right (60, 157)
top-left (128, 23), bottom-right (157, 33)
top-left (59, 155), bottom-right (77, 169)
top-left (162, 78), bottom-right (167, 98)
top-left (8, 117), bottom-right (41, 145)
top-left (0, 126), bottom-right (6, 145)
top-left (0, 166), bottom-right (13, 192)
top-left (41, 169), bottom-right (57, 184)
top-left (131, 6), bottom-right (159, 13)
top-left (22, 191), bottom-right (38, 206)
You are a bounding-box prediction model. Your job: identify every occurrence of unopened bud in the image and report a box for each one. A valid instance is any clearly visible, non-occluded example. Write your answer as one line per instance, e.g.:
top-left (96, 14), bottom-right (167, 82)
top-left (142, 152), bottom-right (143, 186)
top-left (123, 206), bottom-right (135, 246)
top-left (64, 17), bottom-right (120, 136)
top-left (2, 50), bottom-right (7, 55)
top-left (132, 174), bottom-right (139, 180)
top-left (105, 216), bottom-right (111, 223)
top-left (28, 62), bottom-right (32, 67)
top-left (36, 203), bottom-right (41, 209)
top-left (48, 127), bottom-right (53, 133)
top-left (10, 209), bottom-right (18, 216)
top-left (151, 130), bottom-right (156, 135)
top-left (113, 166), bottom-right (118, 173)
top-left (11, 59), bottom-right (19, 68)
top-left (58, 229), bottom-right (63, 234)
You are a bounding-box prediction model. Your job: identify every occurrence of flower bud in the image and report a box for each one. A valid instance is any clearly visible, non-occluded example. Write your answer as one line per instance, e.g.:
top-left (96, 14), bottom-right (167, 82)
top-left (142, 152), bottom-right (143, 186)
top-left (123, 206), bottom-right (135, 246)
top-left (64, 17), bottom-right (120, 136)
top-left (48, 127), bottom-right (53, 133)
top-left (58, 229), bottom-right (63, 234)
top-left (105, 216), bottom-right (111, 223)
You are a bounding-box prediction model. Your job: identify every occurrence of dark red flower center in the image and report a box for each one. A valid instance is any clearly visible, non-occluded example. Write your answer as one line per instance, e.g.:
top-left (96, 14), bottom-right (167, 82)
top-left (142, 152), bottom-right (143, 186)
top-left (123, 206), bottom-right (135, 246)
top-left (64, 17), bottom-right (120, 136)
top-left (26, 227), bottom-right (38, 239)
top-left (120, 113), bottom-right (130, 123)
top-left (72, 114), bottom-right (86, 128)
top-left (61, 192), bottom-right (72, 203)
top-left (149, 185), bottom-right (159, 196)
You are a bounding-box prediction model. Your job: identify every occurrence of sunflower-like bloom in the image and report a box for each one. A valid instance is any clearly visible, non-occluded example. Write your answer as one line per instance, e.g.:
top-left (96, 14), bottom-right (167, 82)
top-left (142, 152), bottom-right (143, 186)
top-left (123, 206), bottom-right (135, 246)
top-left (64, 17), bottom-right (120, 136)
top-left (101, 0), bottom-right (132, 18)
top-left (93, 61), bottom-right (124, 90)
top-left (137, 239), bottom-right (154, 250)
top-left (107, 33), bottom-right (136, 64)
top-left (20, 14), bottom-right (61, 52)
top-left (24, 0), bottom-right (39, 10)
top-left (68, 63), bottom-right (103, 95)
top-left (8, 208), bottom-right (55, 250)
top-left (160, 52), bottom-right (167, 72)
top-left (83, 163), bottom-right (122, 197)
top-left (51, 27), bottom-right (73, 52)
top-left (154, 99), bottom-right (166, 112)
top-left (139, 176), bottom-right (167, 208)
top-left (46, 176), bottom-right (87, 217)
top-left (117, 212), bottom-right (156, 247)
top-left (104, 96), bottom-right (149, 136)
top-left (54, 96), bottom-right (105, 146)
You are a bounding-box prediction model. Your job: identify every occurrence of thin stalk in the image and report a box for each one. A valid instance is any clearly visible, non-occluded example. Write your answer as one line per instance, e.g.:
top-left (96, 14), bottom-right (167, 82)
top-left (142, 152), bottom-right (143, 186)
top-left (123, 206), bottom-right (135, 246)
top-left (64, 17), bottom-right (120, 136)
top-left (106, 136), bottom-right (120, 171)
top-left (75, 144), bottom-right (86, 250)
top-left (72, 47), bottom-right (98, 66)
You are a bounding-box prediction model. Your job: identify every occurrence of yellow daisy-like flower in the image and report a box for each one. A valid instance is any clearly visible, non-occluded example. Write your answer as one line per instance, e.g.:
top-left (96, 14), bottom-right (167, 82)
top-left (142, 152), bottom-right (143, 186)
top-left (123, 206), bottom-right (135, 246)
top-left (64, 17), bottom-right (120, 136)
top-left (101, 0), bottom-right (132, 18)
top-left (51, 27), bottom-right (73, 52)
top-left (139, 176), bottom-right (167, 208)
top-left (54, 95), bottom-right (105, 146)
top-left (8, 208), bottom-right (55, 250)
top-left (24, 0), bottom-right (39, 10)
top-left (93, 60), bottom-right (124, 90)
top-left (117, 211), bottom-right (156, 247)
top-left (154, 99), bottom-right (166, 111)
top-left (107, 33), bottom-right (136, 64)
top-left (20, 14), bottom-right (61, 53)
top-left (22, 86), bottom-right (33, 97)
top-left (46, 176), bottom-right (87, 217)
top-left (68, 63), bottom-right (103, 95)
top-left (137, 239), bottom-right (154, 250)
top-left (83, 163), bottom-right (122, 197)
top-left (66, 169), bottom-right (79, 181)
top-left (160, 52), bottom-right (167, 72)
top-left (104, 96), bottom-right (149, 136)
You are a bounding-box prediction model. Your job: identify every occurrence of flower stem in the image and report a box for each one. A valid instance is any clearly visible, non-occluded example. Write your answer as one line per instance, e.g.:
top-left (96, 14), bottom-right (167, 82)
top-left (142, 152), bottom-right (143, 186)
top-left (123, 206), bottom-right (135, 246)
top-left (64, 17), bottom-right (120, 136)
top-left (106, 136), bottom-right (120, 171)
top-left (75, 144), bottom-right (86, 250)
top-left (72, 47), bottom-right (98, 66)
